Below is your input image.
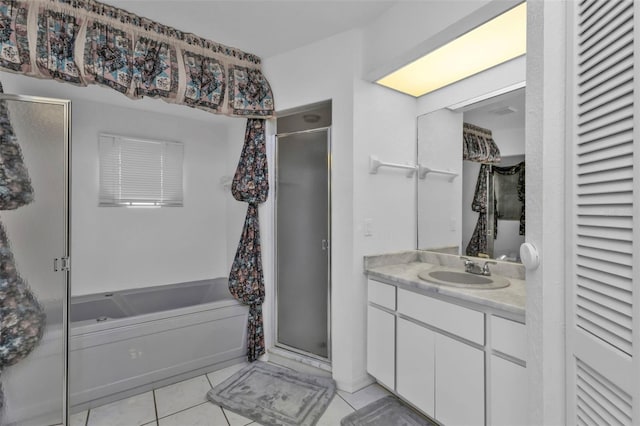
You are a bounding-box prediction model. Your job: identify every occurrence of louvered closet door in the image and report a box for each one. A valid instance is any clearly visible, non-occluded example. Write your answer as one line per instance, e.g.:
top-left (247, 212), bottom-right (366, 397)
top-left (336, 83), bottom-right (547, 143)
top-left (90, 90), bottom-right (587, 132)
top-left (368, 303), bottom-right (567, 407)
top-left (567, 0), bottom-right (638, 424)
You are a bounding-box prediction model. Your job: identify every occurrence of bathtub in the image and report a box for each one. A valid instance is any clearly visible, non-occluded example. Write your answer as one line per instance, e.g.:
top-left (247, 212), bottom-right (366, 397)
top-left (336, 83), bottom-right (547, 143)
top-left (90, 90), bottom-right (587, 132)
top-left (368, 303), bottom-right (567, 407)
top-left (69, 277), bottom-right (248, 411)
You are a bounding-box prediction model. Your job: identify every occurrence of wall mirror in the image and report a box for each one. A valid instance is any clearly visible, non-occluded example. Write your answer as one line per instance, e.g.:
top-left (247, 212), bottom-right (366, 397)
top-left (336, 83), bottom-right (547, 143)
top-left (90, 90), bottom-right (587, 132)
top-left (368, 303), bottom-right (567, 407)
top-left (417, 86), bottom-right (525, 262)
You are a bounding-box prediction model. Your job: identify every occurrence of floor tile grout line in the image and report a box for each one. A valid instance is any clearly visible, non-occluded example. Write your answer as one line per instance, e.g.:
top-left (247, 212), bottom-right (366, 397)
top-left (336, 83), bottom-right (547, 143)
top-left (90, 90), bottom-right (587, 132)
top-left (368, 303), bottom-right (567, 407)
top-left (84, 409), bottom-right (90, 426)
top-left (152, 389), bottom-right (159, 424)
top-left (336, 391), bottom-right (358, 412)
top-left (206, 370), bottom-right (234, 425)
top-left (156, 401), bottom-right (212, 421)
top-left (205, 372), bottom-right (215, 389)
top-left (338, 383), bottom-right (391, 412)
top-left (220, 406), bottom-right (232, 426)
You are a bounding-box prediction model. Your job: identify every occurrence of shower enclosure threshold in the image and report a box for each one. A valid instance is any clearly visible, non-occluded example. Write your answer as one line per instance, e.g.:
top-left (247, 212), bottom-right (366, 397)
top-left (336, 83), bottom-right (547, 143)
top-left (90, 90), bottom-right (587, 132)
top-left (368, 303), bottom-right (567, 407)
top-left (269, 346), bottom-right (331, 376)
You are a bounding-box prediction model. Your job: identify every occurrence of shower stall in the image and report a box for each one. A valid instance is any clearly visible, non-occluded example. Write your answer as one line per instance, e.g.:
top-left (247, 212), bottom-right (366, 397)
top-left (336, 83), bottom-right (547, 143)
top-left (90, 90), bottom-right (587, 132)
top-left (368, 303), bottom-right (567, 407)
top-left (275, 102), bottom-right (331, 361)
top-left (0, 94), bottom-right (70, 426)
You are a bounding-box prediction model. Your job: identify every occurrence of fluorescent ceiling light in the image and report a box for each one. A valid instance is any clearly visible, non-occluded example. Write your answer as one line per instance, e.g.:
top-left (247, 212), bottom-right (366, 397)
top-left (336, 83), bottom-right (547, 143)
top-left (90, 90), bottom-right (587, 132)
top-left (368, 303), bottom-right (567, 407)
top-left (376, 2), bottom-right (527, 98)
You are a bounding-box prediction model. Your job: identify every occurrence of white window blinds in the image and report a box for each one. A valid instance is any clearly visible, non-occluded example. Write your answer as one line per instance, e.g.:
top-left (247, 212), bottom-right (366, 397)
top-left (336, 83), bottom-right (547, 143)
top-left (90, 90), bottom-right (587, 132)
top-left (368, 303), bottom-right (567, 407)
top-left (99, 134), bottom-right (184, 207)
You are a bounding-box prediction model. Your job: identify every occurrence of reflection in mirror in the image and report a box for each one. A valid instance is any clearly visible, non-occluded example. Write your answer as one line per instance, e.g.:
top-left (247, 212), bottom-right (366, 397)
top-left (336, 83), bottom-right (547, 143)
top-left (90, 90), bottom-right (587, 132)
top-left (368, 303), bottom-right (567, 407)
top-left (417, 87), bottom-right (525, 262)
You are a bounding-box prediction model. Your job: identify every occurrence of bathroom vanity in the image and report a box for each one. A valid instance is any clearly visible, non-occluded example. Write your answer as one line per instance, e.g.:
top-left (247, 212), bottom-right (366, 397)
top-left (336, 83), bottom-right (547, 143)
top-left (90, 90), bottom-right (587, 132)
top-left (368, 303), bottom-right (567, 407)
top-left (364, 251), bottom-right (526, 426)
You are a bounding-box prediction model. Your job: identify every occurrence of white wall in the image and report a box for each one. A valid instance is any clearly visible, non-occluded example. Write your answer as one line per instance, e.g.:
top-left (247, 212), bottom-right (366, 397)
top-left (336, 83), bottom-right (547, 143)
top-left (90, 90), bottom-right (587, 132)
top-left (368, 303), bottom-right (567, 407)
top-left (417, 109), bottom-right (462, 251)
top-left (260, 0), bottom-right (527, 392)
top-left (525, 0), bottom-right (566, 424)
top-left (0, 72), bottom-right (236, 296)
top-left (72, 101), bottom-right (231, 295)
top-left (225, 119), bottom-right (250, 266)
top-left (352, 78), bottom-right (417, 390)
top-left (263, 29), bottom-right (417, 392)
top-left (263, 30), bottom-right (358, 390)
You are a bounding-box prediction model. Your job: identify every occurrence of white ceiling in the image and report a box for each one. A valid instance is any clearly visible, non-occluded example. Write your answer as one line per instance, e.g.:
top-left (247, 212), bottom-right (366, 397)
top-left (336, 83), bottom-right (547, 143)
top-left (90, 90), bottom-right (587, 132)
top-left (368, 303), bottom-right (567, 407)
top-left (102, 1), bottom-right (399, 59)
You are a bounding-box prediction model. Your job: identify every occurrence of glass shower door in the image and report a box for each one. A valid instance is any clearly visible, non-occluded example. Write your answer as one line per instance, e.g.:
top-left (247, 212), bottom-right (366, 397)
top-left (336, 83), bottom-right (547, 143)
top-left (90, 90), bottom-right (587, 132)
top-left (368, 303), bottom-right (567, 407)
top-left (276, 129), bottom-right (330, 360)
top-left (0, 95), bottom-right (70, 426)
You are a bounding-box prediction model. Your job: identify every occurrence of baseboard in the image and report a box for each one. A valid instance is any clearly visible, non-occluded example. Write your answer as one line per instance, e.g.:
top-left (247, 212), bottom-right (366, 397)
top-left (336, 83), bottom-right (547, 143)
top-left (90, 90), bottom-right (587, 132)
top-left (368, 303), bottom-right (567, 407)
top-left (335, 373), bottom-right (375, 393)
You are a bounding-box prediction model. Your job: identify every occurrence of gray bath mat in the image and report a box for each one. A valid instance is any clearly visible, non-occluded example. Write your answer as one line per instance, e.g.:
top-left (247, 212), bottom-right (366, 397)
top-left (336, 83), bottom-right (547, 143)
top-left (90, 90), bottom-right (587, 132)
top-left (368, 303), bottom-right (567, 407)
top-left (207, 361), bottom-right (336, 426)
top-left (341, 396), bottom-right (438, 426)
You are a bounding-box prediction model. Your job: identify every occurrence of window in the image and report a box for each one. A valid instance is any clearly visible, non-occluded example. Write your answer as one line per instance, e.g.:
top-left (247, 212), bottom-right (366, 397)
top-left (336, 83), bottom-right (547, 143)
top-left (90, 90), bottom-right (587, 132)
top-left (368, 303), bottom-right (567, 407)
top-left (99, 134), bottom-right (183, 207)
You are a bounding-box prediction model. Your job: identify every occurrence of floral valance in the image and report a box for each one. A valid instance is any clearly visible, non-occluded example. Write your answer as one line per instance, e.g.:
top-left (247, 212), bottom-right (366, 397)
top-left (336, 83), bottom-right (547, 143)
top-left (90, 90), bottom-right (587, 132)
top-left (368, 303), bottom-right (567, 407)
top-left (0, 0), bottom-right (274, 118)
top-left (463, 123), bottom-right (501, 164)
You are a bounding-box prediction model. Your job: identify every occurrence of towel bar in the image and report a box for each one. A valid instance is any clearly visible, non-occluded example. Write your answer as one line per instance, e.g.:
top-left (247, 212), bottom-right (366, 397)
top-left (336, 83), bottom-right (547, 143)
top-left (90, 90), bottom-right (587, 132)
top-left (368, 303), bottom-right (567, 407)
top-left (369, 155), bottom-right (417, 178)
top-left (418, 165), bottom-right (458, 181)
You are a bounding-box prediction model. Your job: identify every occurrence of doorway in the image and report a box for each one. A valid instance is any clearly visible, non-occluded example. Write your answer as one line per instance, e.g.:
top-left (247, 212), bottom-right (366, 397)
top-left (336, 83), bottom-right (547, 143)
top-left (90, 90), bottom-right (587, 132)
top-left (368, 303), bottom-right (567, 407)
top-left (275, 101), bottom-right (331, 361)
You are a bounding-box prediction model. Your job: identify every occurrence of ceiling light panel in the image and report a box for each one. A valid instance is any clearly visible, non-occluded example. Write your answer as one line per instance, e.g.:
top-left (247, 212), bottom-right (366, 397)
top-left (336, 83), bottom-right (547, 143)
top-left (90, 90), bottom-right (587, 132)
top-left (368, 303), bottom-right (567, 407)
top-left (376, 2), bottom-right (527, 97)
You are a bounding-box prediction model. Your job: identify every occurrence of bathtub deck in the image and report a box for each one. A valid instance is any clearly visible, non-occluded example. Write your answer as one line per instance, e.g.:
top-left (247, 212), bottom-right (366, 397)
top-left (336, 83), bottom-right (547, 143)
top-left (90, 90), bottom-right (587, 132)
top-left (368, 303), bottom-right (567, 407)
top-left (69, 361), bottom-right (392, 426)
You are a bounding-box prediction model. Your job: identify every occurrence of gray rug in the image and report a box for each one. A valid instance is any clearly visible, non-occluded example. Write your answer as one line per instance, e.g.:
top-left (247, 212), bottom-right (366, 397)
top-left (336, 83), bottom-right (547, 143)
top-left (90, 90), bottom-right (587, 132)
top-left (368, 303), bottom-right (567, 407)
top-left (341, 396), bottom-right (438, 426)
top-left (207, 361), bottom-right (336, 426)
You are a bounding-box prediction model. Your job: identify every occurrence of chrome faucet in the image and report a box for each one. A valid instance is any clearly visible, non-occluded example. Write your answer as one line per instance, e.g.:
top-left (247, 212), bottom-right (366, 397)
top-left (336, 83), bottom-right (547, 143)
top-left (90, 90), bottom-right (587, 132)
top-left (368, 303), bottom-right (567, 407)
top-left (460, 257), bottom-right (497, 276)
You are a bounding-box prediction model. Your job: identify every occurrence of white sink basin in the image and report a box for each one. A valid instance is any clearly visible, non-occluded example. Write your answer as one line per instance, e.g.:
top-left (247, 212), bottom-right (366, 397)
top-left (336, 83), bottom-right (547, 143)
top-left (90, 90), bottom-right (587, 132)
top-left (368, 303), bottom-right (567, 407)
top-left (418, 267), bottom-right (510, 289)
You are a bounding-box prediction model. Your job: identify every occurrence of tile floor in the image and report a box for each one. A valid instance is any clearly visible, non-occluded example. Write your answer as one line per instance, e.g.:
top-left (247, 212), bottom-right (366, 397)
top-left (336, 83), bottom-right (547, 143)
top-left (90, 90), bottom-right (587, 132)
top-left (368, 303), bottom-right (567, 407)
top-left (70, 361), bottom-right (392, 426)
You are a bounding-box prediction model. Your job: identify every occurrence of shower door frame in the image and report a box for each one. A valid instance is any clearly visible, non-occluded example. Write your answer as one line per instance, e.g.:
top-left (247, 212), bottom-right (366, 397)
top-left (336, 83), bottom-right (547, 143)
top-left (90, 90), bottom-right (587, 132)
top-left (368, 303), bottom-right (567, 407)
top-left (273, 126), bottom-right (332, 363)
top-left (0, 94), bottom-right (71, 425)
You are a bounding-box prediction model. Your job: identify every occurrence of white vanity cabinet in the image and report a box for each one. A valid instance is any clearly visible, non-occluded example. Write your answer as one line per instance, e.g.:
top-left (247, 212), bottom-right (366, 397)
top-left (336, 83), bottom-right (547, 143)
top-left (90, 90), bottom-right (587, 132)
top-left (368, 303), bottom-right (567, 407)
top-left (396, 317), bottom-right (435, 415)
top-left (397, 319), bottom-right (484, 425)
top-left (367, 305), bottom-right (395, 389)
top-left (489, 316), bottom-right (528, 426)
top-left (435, 334), bottom-right (485, 426)
top-left (366, 277), bottom-right (526, 426)
top-left (366, 280), bottom-right (396, 390)
top-left (397, 287), bottom-right (485, 426)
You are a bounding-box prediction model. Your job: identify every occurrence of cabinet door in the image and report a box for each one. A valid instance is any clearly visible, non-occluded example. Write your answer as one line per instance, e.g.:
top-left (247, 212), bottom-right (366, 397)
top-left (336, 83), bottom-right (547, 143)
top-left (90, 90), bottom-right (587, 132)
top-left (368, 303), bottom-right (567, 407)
top-left (397, 318), bottom-right (435, 416)
top-left (490, 356), bottom-right (527, 426)
top-left (435, 334), bottom-right (485, 426)
top-left (367, 305), bottom-right (395, 389)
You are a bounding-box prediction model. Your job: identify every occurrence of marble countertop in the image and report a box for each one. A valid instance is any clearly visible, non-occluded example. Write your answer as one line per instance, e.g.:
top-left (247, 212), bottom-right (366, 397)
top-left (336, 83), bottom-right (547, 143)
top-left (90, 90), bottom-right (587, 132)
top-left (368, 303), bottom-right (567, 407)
top-left (364, 251), bottom-right (526, 322)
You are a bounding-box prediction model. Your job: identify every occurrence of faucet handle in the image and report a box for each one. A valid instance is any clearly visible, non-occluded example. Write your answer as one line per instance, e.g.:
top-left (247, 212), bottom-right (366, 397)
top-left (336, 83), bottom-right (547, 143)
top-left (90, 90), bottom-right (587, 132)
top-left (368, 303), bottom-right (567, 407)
top-left (482, 260), bottom-right (497, 275)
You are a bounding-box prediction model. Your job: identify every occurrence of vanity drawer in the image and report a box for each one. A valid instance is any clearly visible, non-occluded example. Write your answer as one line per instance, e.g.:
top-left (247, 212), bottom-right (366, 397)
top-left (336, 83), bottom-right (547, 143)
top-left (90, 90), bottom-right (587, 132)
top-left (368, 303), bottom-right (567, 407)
top-left (397, 288), bottom-right (484, 345)
top-left (491, 315), bottom-right (526, 362)
top-left (368, 279), bottom-right (396, 310)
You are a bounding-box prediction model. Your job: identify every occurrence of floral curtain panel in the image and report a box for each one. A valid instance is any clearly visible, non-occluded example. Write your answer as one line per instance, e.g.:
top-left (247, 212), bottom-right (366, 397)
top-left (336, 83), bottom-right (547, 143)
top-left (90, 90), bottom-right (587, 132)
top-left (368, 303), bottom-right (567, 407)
top-left (0, 0), bottom-right (275, 118)
top-left (0, 82), bottom-right (45, 420)
top-left (465, 164), bottom-right (491, 257)
top-left (229, 119), bottom-right (269, 362)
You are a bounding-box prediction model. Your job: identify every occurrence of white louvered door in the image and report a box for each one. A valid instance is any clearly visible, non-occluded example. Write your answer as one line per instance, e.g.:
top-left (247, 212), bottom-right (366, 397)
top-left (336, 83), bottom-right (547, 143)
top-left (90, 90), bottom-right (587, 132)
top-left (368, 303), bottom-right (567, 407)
top-left (567, 0), bottom-right (638, 424)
